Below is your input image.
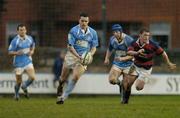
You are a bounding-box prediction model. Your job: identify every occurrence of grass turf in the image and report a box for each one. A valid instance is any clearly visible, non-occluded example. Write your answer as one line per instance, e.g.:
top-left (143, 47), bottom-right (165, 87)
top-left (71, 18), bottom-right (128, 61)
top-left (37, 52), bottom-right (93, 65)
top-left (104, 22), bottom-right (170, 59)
top-left (0, 95), bottom-right (179, 118)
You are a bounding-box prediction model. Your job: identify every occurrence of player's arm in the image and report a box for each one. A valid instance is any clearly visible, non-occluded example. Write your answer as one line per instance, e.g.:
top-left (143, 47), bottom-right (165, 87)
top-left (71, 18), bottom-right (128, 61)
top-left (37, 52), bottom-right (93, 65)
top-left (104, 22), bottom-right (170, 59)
top-left (90, 31), bottom-right (98, 56)
top-left (125, 37), bottom-right (139, 57)
top-left (115, 55), bottom-right (133, 62)
top-left (104, 49), bottom-right (113, 65)
top-left (28, 47), bottom-right (35, 56)
top-left (68, 45), bottom-right (81, 59)
top-left (154, 43), bottom-right (176, 70)
top-left (104, 37), bottom-right (114, 65)
top-left (8, 51), bottom-right (23, 56)
top-left (67, 31), bottom-right (82, 59)
top-left (127, 49), bottom-right (145, 56)
top-left (90, 47), bottom-right (96, 56)
top-left (28, 37), bottom-right (35, 56)
top-left (8, 39), bottom-right (23, 56)
top-left (104, 40), bottom-right (114, 65)
top-left (161, 51), bottom-right (176, 70)
top-left (127, 45), bottom-right (136, 56)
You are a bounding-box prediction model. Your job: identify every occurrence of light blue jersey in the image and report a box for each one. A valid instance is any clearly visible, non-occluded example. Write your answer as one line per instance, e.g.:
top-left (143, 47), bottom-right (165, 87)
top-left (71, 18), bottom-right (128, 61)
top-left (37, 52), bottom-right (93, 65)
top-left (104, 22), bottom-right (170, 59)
top-left (8, 35), bottom-right (35, 67)
top-left (68, 25), bottom-right (98, 56)
top-left (108, 33), bottom-right (134, 67)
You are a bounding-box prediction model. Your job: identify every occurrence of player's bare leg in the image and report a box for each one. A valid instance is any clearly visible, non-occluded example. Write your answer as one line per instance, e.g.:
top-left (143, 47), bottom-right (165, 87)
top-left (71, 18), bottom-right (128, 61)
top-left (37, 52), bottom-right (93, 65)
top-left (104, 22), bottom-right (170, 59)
top-left (135, 79), bottom-right (145, 90)
top-left (109, 67), bottom-right (121, 85)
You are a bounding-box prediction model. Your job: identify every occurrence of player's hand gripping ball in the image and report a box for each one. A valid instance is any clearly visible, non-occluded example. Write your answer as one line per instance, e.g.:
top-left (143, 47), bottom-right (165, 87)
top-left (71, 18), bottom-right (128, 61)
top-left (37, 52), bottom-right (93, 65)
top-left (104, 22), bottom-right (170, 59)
top-left (81, 51), bottom-right (93, 65)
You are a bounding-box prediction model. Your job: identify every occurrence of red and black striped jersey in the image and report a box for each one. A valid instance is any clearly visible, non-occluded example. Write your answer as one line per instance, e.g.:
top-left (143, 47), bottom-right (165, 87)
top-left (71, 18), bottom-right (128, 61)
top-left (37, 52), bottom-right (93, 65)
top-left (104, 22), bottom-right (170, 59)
top-left (128, 39), bottom-right (164, 70)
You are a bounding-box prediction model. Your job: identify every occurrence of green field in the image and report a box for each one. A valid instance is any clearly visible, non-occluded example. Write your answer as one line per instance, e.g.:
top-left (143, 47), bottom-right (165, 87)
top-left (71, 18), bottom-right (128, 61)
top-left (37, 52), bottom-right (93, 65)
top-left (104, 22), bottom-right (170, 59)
top-left (0, 95), bottom-right (179, 118)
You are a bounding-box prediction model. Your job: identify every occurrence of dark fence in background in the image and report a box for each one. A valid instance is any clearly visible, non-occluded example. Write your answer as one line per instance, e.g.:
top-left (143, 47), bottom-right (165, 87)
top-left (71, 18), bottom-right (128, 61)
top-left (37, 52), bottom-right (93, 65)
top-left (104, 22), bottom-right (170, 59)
top-left (0, 0), bottom-right (180, 73)
top-left (0, 48), bottom-right (179, 73)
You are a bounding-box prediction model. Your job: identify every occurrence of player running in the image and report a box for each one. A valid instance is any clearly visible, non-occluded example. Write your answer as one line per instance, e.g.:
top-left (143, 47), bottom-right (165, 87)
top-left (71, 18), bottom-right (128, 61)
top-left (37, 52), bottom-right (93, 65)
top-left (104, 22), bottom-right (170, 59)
top-left (127, 28), bottom-right (176, 91)
top-left (104, 24), bottom-right (136, 104)
top-left (56, 12), bottom-right (99, 104)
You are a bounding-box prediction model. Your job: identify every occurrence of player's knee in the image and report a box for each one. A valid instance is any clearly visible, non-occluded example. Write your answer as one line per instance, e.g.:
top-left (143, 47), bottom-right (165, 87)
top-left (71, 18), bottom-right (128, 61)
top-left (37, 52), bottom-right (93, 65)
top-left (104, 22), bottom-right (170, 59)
top-left (16, 80), bottom-right (22, 85)
top-left (136, 86), bottom-right (143, 91)
top-left (59, 79), bottom-right (66, 85)
top-left (122, 83), bottom-right (128, 90)
top-left (135, 79), bottom-right (144, 91)
top-left (122, 78), bottom-right (128, 85)
top-left (109, 80), bottom-right (116, 85)
top-left (29, 76), bottom-right (35, 80)
top-left (16, 78), bottom-right (22, 84)
top-left (28, 73), bottom-right (36, 80)
top-left (31, 77), bottom-right (35, 80)
top-left (72, 79), bottom-right (78, 83)
top-left (127, 86), bottom-right (131, 91)
top-left (73, 74), bottom-right (80, 81)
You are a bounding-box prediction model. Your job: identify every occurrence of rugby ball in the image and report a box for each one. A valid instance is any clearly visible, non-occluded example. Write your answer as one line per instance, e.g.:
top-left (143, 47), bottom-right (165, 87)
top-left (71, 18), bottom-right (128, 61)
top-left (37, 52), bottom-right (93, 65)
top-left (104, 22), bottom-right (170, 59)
top-left (81, 51), bottom-right (93, 65)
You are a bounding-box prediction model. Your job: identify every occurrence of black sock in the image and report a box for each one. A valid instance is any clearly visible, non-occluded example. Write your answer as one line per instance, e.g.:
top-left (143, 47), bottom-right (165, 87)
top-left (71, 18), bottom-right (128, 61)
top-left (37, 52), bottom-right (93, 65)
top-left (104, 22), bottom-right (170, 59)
top-left (57, 80), bottom-right (65, 96)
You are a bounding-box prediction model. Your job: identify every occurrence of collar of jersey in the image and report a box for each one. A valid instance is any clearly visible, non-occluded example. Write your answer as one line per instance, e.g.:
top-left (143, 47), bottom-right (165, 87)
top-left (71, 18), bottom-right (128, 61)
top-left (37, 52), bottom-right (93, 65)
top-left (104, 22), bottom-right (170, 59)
top-left (136, 38), bottom-right (149, 48)
top-left (78, 25), bottom-right (91, 35)
top-left (114, 33), bottom-right (126, 44)
top-left (18, 35), bottom-right (28, 40)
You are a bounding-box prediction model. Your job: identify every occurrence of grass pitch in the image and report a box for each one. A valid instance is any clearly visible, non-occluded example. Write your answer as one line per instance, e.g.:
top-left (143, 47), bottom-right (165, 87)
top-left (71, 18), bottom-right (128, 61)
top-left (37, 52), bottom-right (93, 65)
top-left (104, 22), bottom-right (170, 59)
top-left (0, 95), bottom-right (179, 118)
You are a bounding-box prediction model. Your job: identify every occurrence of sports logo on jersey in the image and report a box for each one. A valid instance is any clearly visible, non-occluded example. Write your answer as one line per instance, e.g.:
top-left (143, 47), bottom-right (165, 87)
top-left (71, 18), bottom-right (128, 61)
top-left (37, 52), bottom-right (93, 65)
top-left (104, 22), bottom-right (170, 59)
top-left (115, 50), bottom-right (126, 57)
top-left (76, 40), bottom-right (88, 48)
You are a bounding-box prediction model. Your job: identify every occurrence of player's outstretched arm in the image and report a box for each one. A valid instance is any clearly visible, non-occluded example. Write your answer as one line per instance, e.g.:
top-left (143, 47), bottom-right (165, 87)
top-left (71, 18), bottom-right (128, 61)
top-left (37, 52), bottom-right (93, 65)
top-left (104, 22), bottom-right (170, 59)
top-left (161, 51), bottom-right (176, 70)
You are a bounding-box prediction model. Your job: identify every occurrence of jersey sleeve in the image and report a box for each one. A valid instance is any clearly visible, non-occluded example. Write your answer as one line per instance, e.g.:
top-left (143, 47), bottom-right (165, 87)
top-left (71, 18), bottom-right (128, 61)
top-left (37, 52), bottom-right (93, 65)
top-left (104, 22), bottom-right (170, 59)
top-left (154, 42), bottom-right (164, 55)
top-left (108, 37), bottom-right (114, 52)
top-left (8, 38), bottom-right (17, 52)
top-left (127, 42), bottom-right (135, 51)
top-left (91, 31), bottom-right (99, 48)
top-left (68, 29), bottom-right (76, 46)
top-left (30, 36), bottom-right (35, 48)
top-left (125, 36), bottom-right (134, 47)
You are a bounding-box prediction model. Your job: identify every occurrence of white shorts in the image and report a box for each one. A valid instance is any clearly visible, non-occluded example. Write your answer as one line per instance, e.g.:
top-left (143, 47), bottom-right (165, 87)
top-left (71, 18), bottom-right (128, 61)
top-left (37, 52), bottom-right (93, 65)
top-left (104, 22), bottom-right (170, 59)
top-left (112, 65), bottom-right (137, 75)
top-left (132, 64), bottom-right (152, 83)
top-left (15, 63), bottom-right (34, 75)
top-left (64, 51), bottom-right (87, 70)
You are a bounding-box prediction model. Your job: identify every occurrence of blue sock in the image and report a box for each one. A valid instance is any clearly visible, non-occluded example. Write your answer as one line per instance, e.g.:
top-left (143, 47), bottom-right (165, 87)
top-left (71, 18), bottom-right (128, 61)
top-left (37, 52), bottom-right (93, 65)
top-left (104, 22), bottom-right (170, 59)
top-left (15, 84), bottom-right (21, 97)
top-left (63, 79), bottom-right (76, 99)
top-left (22, 79), bottom-right (34, 89)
